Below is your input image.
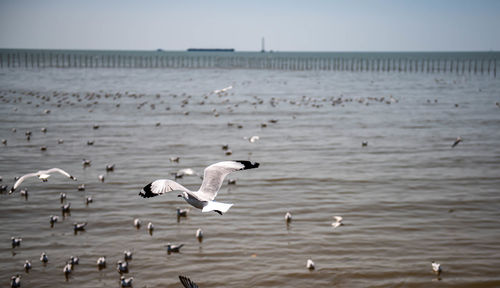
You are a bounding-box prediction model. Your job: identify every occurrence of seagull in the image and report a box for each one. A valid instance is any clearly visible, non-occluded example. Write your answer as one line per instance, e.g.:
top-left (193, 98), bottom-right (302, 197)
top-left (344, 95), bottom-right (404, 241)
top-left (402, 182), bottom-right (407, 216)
top-left (244, 136), bottom-right (260, 143)
top-left (50, 215), bottom-right (59, 227)
top-left (306, 259), bottom-right (315, 270)
top-left (213, 85), bottom-right (232, 94)
top-left (177, 207), bottom-right (189, 217)
top-left (451, 136), bottom-right (462, 148)
top-left (98, 174), bottom-right (105, 182)
top-left (432, 261), bottom-right (442, 274)
top-left (285, 212), bottom-right (292, 224)
top-left (61, 203), bottom-right (71, 214)
top-left (40, 252), bottom-right (48, 263)
top-left (69, 256), bottom-right (79, 265)
top-left (173, 168), bottom-right (200, 179)
top-left (77, 184), bottom-right (85, 191)
top-left (133, 218), bottom-right (141, 229)
top-left (105, 164), bottom-right (115, 172)
top-left (60, 192), bottom-right (66, 203)
top-left (10, 275), bottom-right (21, 288)
top-left (196, 228), bottom-right (203, 243)
top-left (166, 243), bottom-right (184, 254)
top-left (124, 250), bottom-right (133, 261)
top-left (82, 159), bottom-right (91, 167)
top-left (63, 262), bottom-right (72, 276)
top-left (362, 141), bottom-right (368, 147)
top-left (11, 237), bottom-right (22, 248)
top-left (86, 196), bottom-right (93, 205)
top-left (24, 260), bottom-right (32, 272)
top-left (9, 168), bottom-right (77, 194)
top-left (120, 276), bottom-right (134, 287)
top-left (117, 260), bottom-right (129, 273)
top-left (332, 216), bottom-right (343, 229)
top-left (20, 189), bottom-right (28, 199)
top-left (97, 256), bottom-right (106, 269)
top-left (147, 222), bottom-right (154, 234)
top-left (140, 160), bottom-right (260, 215)
top-left (74, 222), bottom-right (87, 232)
top-left (179, 275), bottom-right (199, 288)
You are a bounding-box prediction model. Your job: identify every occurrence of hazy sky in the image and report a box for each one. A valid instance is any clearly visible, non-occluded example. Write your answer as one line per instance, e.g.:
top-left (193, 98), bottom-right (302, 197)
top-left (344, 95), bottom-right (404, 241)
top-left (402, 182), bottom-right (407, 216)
top-left (0, 0), bottom-right (499, 51)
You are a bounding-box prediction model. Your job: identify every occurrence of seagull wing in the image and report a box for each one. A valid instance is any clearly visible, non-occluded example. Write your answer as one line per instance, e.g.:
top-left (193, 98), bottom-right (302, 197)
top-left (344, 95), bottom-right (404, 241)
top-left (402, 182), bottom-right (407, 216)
top-left (45, 168), bottom-right (76, 179)
top-left (139, 179), bottom-right (190, 198)
top-left (196, 160), bottom-right (259, 201)
top-left (179, 275), bottom-right (199, 288)
top-left (10, 173), bottom-right (38, 192)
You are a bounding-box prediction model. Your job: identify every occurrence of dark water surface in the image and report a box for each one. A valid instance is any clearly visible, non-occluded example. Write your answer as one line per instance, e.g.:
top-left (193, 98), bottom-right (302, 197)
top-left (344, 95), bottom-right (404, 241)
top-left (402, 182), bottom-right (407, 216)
top-left (1, 68), bottom-right (500, 287)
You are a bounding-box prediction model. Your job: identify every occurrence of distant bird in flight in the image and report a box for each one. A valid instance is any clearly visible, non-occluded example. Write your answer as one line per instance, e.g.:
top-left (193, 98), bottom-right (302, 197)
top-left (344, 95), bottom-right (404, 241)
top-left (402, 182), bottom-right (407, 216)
top-left (9, 168), bottom-right (77, 194)
top-left (140, 160), bottom-right (259, 215)
top-left (451, 136), bottom-right (462, 148)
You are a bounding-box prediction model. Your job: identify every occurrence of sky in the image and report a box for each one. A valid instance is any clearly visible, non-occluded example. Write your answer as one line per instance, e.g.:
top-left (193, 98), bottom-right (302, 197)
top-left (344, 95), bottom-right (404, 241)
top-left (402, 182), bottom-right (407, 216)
top-left (0, 0), bottom-right (499, 52)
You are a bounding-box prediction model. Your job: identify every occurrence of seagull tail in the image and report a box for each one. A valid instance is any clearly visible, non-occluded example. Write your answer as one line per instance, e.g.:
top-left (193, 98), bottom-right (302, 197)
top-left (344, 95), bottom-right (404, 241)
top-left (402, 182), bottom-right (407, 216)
top-left (202, 201), bottom-right (233, 215)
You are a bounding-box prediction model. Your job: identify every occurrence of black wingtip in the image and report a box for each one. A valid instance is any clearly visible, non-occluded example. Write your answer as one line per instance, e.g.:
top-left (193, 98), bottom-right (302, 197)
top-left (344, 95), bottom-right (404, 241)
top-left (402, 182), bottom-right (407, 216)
top-left (139, 183), bottom-right (156, 198)
top-left (235, 160), bottom-right (260, 170)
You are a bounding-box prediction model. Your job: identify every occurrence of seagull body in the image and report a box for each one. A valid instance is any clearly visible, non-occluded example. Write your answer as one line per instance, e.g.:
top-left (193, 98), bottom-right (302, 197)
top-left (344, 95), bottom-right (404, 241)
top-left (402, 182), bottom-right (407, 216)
top-left (98, 174), bottom-right (105, 182)
top-left (40, 252), bottom-right (48, 263)
top-left (140, 160), bottom-right (260, 215)
top-left (61, 203), bottom-right (71, 213)
top-left (20, 189), bottom-right (28, 199)
top-left (124, 250), bottom-right (133, 261)
top-left (97, 256), bottom-right (106, 269)
top-left (9, 168), bottom-right (77, 194)
top-left (63, 262), bottom-right (72, 275)
top-left (24, 260), bottom-right (32, 272)
top-left (213, 85), bottom-right (232, 94)
top-left (120, 276), bottom-right (134, 287)
top-left (70, 256), bottom-right (79, 265)
top-left (285, 212), bottom-right (292, 224)
top-left (117, 260), bottom-right (129, 273)
top-left (133, 218), bottom-right (141, 229)
top-left (74, 222), bottom-right (87, 231)
top-left (82, 159), bottom-right (91, 167)
top-left (86, 196), bottom-right (93, 205)
top-left (166, 243), bottom-right (184, 253)
top-left (196, 228), bottom-right (203, 243)
top-left (307, 259), bottom-right (315, 270)
top-left (174, 168), bottom-right (199, 179)
top-left (11, 275), bottom-right (21, 288)
top-left (179, 275), bottom-right (199, 288)
top-left (105, 164), bottom-right (115, 172)
top-left (177, 207), bottom-right (189, 217)
top-left (11, 237), bottom-right (22, 248)
top-left (432, 261), bottom-right (442, 274)
top-left (60, 192), bottom-right (66, 203)
top-left (50, 215), bottom-right (59, 227)
top-left (147, 222), bottom-right (154, 233)
top-left (77, 184), bottom-right (85, 191)
top-left (332, 216), bottom-right (343, 229)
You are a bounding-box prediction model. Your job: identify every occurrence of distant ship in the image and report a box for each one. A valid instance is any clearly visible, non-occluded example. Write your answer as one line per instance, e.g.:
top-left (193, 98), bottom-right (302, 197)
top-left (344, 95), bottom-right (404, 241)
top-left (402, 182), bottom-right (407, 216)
top-left (187, 48), bottom-right (235, 52)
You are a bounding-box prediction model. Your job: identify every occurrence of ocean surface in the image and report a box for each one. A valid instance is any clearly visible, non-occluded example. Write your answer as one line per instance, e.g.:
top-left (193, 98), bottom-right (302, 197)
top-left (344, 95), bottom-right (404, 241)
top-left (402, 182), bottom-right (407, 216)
top-left (1, 61), bottom-right (500, 287)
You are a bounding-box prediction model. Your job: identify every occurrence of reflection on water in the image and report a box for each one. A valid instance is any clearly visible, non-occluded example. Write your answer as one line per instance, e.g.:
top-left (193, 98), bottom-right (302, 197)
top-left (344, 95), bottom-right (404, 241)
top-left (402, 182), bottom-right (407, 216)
top-left (0, 68), bottom-right (500, 287)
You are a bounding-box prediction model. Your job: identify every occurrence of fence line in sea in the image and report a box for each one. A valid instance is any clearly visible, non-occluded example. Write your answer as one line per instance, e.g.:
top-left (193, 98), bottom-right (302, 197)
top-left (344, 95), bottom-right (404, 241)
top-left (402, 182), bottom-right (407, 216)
top-left (0, 50), bottom-right (496, 77)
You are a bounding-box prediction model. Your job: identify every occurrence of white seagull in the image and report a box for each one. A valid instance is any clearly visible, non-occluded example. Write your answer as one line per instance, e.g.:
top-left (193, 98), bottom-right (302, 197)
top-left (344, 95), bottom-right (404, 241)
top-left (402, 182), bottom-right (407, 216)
top-left (332, 216), bottom-right (343, 229)
top-left (9, 168), bottom-right (77, 194)
top-left (285, 212), bottom-right (292, 224)
top-left (432, 261), bottom-right (442, 274)
top-left (140, 160), bottom-right (259, 215)
top-left (213, 85), bottom-right (233, 94)
top-left (306, 259), bottom-right (315, 270)
top-left (120, 276), bottom-right (134, 287)
top-left (97, 256), bottom-right (106, 269)
top-left (196, 228), bottom-right (203, 243)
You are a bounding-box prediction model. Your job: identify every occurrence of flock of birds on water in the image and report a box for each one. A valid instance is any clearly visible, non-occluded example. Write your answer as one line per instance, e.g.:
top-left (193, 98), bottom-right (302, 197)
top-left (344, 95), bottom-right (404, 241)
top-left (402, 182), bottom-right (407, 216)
top-left (0, 81), bottom-right (477, 287)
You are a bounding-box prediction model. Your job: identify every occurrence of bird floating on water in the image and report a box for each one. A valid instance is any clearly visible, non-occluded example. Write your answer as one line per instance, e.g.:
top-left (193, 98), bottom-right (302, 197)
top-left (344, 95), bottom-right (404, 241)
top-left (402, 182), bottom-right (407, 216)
top-left (196, 228), bottom-right (203, 243)
top-left (60, 192), bottom-right (66, 203)
top-left (285, 212), bottom-right (292, 224)
top-left (11, 275), bottom-right (21, 288)
top-left (432, 261), bottom-right (442, 274)
top-left (63, 262), bottom-right (72, 276)
top-left (11, 237), bottom-right (22, 248)
top-left (120, 276), bottom-right (134, 287)
top-left (140, 160), bottom-right (259, 215)
top-left (61, 203), bottom-right (71, 214)
top-left (133, 218), bottom-right (141, 229)
top-left (147, 222), bottom-right (154, 234)
top-left (166, 243), bottom-right (184, 254)
top-left (74, 222), bottom-right (87, 232)
top-left (86, 196), bottom-right (93, 205)
top-left (124, 250), bottom-right (133, 261)
top-left (97, 256), bottom-right (106, 269)
top-left (179, 275), bottom-right (199, 288)
top-left (9, 168), bottom-right (77, 194)
top-left (306, 259), bottom-right (315, 270)
top-left (24, 260), bottom-right (32, 272)
top-left (177, 207), bottom-right (189, 217)
top-left (332, 216), bottom-right (343, 229)
top-left (105, 164), bottom-right (115, 172)
top-left (40, 252), bottom-right (48, 263)
top-left (50, 215), bottom-right (59, 227)
top-left (117, 260), bottom-right (129, 273)
top-left (98, 174), bottom-right (105, 182)
top-left (77, 184), bottom-right (85, 191)
top-left (69, 256), bottom-right (79, 265)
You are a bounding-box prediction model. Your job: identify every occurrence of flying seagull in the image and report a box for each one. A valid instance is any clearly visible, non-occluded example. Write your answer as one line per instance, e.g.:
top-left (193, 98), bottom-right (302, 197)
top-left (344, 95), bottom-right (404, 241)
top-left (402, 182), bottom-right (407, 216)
top-left (179, 275), bottom-right (199, 288)
top-left (9, 168), bottom-right (77, 194)
top-left (140, 160), bottom-right (259, 215)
